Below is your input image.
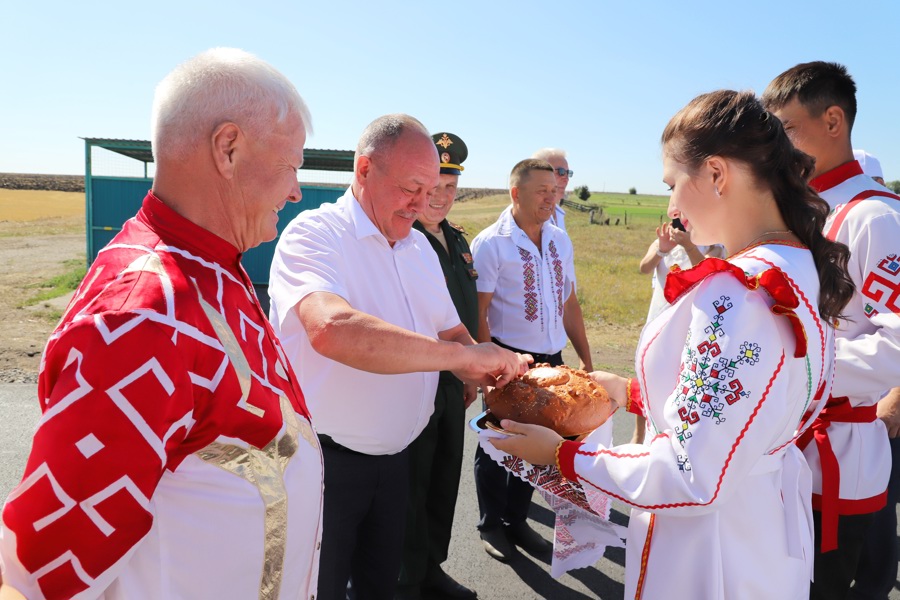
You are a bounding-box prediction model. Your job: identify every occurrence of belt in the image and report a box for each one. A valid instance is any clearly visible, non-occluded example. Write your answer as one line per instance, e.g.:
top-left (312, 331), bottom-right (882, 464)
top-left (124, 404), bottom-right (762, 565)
top-left (491, 338), bottom-right (563, 366)
top-left (317, 434), bottom-right (367, 456)
top-left (796, 396), bottom-right (877, 552)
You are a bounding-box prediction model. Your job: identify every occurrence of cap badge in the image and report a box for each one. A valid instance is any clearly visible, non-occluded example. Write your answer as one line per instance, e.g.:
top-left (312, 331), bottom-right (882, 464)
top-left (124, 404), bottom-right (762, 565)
top-left (436, 133), bottom-right (453, 149)
top-left (441, 152), bottom-right (451, 163)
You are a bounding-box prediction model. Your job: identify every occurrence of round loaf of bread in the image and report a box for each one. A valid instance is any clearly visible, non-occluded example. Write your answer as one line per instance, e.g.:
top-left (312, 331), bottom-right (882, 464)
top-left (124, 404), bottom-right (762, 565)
top-left (485, 363), bottom-right (614, 437)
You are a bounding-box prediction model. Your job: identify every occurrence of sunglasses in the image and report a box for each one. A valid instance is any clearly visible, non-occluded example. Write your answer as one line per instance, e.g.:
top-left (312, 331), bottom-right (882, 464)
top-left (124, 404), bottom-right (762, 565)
top-left (554, 167), bottom-right (574, 178)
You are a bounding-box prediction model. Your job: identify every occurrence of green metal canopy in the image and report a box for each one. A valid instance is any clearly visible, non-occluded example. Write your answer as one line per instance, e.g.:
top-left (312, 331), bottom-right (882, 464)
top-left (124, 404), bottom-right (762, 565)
top-left (81, 138), bottom-right (354, 172)
top-left (82, 137), bottom-right (353, 284)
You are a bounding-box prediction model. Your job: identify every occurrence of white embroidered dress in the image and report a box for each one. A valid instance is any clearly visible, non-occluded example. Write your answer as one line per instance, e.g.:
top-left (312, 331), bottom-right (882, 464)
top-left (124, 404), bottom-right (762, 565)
top-left (557, 244), bottom-right (833, 600)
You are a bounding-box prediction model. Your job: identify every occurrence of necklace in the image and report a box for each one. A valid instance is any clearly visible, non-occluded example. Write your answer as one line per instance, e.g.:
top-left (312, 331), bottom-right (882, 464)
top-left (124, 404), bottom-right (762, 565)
top-left (745, 229), bottom-right (793, 248)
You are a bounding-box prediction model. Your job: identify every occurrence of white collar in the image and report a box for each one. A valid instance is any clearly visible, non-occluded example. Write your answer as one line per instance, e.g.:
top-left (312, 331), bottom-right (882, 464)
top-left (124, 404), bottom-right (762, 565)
top-left (344, 188), bottom-right (415, 250)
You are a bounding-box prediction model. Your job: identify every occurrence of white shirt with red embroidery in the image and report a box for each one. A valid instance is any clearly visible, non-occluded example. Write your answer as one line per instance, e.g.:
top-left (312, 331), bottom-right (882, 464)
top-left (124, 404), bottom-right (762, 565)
top-left (805, 160), bottom-right (900, 509)
top-left (0, 193), bottom-right (324, 600)
top-left (472, 206), bottom-right (575, 355)
top-left (557, 244), bottom-right (833, 599)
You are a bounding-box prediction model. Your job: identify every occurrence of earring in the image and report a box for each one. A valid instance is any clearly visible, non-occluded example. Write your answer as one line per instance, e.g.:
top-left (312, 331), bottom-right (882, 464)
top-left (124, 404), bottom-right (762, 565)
top-left (714, 186), bottom-right (721, 197)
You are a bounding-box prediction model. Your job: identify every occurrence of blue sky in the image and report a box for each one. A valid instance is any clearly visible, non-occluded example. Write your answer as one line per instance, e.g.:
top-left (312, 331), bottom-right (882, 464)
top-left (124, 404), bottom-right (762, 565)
top-left (2, 1), bottom-right (898, 195)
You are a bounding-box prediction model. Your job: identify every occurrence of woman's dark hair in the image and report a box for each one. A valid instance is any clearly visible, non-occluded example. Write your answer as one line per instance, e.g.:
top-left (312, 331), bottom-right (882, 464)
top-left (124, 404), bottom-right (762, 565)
top-left (661, 90), bottom-right (854, 323)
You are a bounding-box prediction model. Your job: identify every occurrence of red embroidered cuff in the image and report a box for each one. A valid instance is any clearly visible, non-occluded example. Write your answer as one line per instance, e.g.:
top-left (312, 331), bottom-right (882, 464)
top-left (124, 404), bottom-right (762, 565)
top-left (626, 378), bottom-right (644, 415)
top-left (556, 440), bottom-right (582, 482)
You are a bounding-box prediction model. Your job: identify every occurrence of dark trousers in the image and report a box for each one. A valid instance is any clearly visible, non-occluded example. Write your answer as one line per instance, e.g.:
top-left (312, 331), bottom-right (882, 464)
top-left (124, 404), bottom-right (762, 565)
top-left (399, 377), bottom-right (465, 586)
top-left (317, 440), bottom-right (409, 600)
top-left (850, 436), bottom-right (900, 600)
top-left (811, 510), bottom-right (875, 600)
top-left (474, 341), bottom-right (563, 532)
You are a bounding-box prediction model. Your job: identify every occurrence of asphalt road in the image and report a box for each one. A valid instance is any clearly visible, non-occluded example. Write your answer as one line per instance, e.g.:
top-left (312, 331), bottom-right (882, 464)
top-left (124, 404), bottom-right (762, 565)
top-left (2, 384), bottom-right (898, 599)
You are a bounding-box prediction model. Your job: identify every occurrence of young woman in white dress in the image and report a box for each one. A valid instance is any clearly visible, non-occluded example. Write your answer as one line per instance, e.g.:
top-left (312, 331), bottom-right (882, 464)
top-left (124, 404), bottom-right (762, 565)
top-left (492, 90), bottom-right (855, 600)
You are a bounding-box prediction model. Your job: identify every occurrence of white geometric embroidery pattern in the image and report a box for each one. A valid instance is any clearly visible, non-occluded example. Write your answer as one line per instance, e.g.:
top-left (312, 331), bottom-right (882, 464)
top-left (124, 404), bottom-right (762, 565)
top-left (2, 462), bottom-right (77, 532)
top-left (75, 434), bottom-right (104, 458)
top-left (39, 348), bottom-right (92, 418)
top-left (106, 358), bottom-right (177, 463)
top-left (79, 476), bottom-right (151, 536)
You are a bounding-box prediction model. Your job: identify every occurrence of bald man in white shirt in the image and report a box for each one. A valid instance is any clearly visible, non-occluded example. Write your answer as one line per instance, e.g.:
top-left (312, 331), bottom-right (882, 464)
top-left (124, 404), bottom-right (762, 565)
top-left (269, 114), bottom-right (528, 600)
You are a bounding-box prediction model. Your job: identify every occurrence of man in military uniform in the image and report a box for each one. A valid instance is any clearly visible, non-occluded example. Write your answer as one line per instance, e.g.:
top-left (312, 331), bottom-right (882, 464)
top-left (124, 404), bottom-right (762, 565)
top-left (396, 132), bottom-right (479, 600)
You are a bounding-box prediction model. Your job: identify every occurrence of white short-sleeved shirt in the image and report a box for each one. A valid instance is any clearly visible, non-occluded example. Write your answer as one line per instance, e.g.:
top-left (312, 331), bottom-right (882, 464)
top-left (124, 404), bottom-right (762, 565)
top-left (473, 206), bottom-right (575, 355)
top-left (551, 204), bottom-right (566, 231)
top-left (268, 189), bottom-right (461, 455)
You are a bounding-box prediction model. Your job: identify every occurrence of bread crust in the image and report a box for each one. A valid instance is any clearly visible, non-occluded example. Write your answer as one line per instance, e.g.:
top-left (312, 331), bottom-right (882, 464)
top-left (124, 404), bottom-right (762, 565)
top-left (485, 363), bottom-right (613, 437)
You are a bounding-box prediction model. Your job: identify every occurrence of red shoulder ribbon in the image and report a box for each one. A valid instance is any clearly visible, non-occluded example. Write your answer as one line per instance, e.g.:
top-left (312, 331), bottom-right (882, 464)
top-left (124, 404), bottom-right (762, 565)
top-left (664, 258), bottom-right (808, 358)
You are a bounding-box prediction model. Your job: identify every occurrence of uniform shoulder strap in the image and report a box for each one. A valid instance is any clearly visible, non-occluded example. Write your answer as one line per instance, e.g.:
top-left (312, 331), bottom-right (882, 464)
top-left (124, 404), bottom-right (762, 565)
top-left (447, 221), bottom-right (467, 235)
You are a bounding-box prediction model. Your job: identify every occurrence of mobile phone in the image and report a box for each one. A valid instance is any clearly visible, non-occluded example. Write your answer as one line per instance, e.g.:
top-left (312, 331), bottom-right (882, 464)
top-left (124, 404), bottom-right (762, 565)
top-left (671, 218), bottom-right (686, 231)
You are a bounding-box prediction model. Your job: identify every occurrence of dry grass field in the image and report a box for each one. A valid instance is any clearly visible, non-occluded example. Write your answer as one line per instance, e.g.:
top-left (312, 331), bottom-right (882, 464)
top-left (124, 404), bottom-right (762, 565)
top-left (451, 193), bottom-right (670, 374)
top-left (0, 189), bottom-right (86, 381)
top-left (0, 186), bottom-right (667, 381)
top-left (0, 188), bottom-right (85, 222)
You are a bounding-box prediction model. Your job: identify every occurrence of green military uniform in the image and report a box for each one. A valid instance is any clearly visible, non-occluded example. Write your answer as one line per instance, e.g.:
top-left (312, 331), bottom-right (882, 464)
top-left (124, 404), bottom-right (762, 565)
top-left (399, 133), bottom-right (479, 598)
top-left (414, 219), bottom-right (479, 338)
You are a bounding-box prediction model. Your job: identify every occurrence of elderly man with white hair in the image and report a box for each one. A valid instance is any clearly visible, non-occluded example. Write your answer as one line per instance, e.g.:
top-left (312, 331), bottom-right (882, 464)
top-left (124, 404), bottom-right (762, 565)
top-left (0, 48), bottom-right (323, 600)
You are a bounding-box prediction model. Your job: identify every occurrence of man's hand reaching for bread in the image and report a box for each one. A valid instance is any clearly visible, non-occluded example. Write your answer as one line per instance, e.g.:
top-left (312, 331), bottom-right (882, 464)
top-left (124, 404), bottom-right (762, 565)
top-left (451, 343), bottom-right (532, 390)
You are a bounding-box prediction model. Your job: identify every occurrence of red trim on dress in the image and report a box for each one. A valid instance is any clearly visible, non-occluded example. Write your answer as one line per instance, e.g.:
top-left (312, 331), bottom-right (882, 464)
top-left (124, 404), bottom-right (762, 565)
top-left (576, 354), bottom-right (787, 511)
top-left (729, 240), bottom-right (807, 262)
top-left (634, 513), bottom-right (656, 600)
top-left (575, 446), bottom-right (652, 460)
top-left (637, 326), bottom-right (664, 430)
top-left (557, 440), bottom-right (582, 482)
top-left (809, 161), bottom-right (863, 193)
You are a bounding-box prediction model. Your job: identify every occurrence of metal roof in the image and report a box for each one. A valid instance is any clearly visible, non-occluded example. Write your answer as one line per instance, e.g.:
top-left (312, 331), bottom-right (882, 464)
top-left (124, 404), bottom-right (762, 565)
top-left (82, 138), bottom-right (355, 172)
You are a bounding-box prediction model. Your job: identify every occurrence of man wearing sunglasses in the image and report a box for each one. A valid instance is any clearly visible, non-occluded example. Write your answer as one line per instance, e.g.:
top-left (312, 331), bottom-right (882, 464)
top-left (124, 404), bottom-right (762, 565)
top-left (531, 148), bottom-right (592, 375)
top-left (532, 148), bottom-right (573, 230)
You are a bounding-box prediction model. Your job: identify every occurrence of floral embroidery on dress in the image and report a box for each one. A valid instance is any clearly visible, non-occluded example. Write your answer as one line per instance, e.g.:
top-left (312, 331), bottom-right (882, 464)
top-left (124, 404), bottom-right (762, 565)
top-left (671, 294), bottom-right (759, 448)
top-left (519, 247), bottom-right (539, 323)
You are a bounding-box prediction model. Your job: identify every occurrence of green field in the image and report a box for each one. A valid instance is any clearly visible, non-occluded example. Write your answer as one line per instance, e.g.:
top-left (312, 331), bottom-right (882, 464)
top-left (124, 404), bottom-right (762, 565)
top-left (450, 193), bottom-right (669, 371)
top-left (575, 192), bottom-right (670, 227)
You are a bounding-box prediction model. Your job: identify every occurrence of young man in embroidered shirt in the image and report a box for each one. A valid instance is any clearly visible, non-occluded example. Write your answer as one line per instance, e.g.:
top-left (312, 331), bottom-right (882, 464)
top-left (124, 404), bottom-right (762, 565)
top-left (763, 61), bottom-right (900, 600)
